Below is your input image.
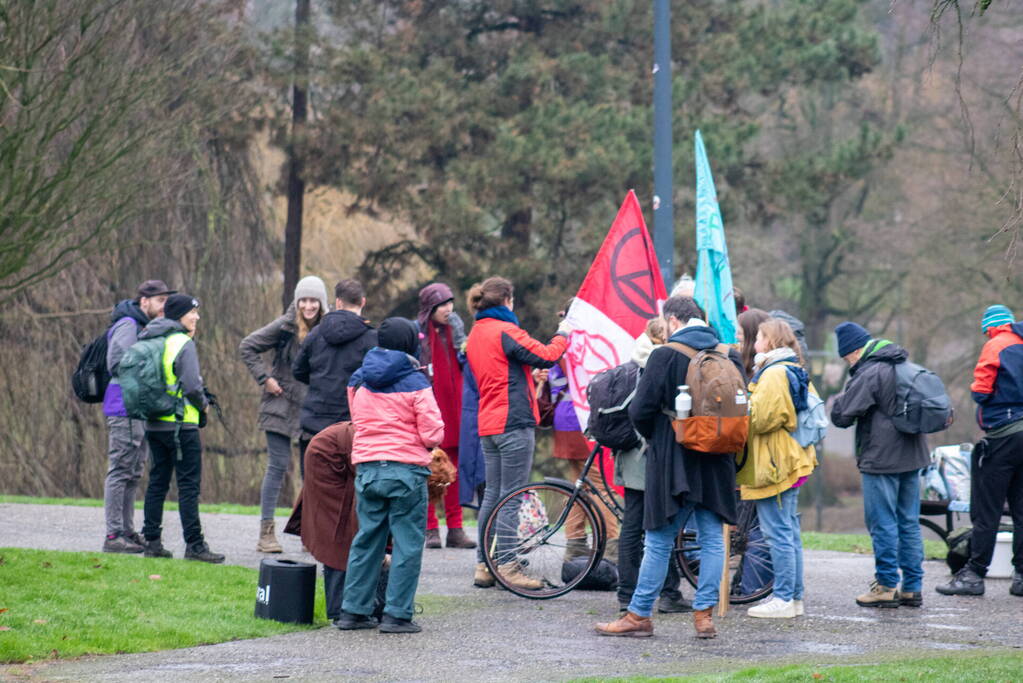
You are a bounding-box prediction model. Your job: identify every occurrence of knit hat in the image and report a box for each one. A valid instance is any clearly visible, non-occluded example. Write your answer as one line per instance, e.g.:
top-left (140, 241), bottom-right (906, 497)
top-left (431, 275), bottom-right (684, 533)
top-left (164, 293), bottom-right (199, 321)
top-left (835, 322), bottom-right (871, 358)
top-left (378, 317), bottom-right (419, 356)
top-left (294, 275), bottom-right (329, 313)
top-left (417, 282), bottom-right (454, 330)
top-left (981, 304), bottom-right (1014, 332)
top-left (137, 280), bottom-right (176, 298)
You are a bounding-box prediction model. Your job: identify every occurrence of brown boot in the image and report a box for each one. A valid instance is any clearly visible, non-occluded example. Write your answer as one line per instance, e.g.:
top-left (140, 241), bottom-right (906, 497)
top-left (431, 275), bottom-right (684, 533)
top-left (445, 527), bottom-right (477, 549)
top-left (474, 562), bottom-right (495, 588)
top-left (594, 611), bottom-right (653, 637)
top-left (497, 562), bottom-right (544, 591)
top-left (693, 608), bottom-right (717, 639)
top-left (256, 520), bottom-right (282, 553)
top-left (425, 528), bottom-right (442, 549)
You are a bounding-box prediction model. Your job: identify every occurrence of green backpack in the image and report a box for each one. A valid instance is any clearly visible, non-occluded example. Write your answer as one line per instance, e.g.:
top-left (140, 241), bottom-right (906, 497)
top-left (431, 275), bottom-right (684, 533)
top-left (118, 337), bottom-right (181, 421)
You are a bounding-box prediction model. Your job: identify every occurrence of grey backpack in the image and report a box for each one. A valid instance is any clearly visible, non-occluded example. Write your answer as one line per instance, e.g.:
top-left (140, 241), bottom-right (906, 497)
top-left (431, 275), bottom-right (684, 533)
top-left (891, 361), bottom-right (953, 434)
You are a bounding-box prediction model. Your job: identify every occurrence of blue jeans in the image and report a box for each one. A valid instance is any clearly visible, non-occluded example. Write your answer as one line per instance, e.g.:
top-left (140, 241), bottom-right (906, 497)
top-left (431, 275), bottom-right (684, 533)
top-left (861, 470), bottom-right (925, 592)
top-left (628, 504), bottom-right (724, 616)
top-left (476, 428), bottom-right (535, 564)
top-left (755, 487), bottom-right (804, 602)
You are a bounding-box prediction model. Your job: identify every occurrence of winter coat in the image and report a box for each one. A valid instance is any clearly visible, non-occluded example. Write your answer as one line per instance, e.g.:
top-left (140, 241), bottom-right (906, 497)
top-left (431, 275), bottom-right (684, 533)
top-left (830, 340), bottom-right (929, 474)
top-left (628, 323), bottom-right (742, 530)
top-left (347, 348), bottom-right (444, 467)
top-left (971, 321), bottom-right (1023, 431)
top-left (458, 364), bottom-right (486, 505)
top-left (293, 309), bottom-right (377, 435)
top-left (465, 310), bottom-right (568, 437)
top-left (238, 302), bottom-right (307, 439)
top-left (103, 299), bottom-right (152, 417)
top-left (738, 355), bottom-right (818, 500)
top-left (284, 422), bottom-right (359, 571)
top-left (137, 317), bottom-right (207, 432)
top-left (416, 310), bottom-right (466, 450)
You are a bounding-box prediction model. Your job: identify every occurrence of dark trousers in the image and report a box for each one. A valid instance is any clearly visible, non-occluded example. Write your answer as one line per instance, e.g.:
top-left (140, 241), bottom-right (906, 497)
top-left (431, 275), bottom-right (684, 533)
top-left (142, 429), bottom-right (204, 547)
top-left (323, 565), bottom-right (345, 622)
top-left (617, 487), bottom-right (683, 607)
top-left (969, 430), bottom-right (1023, 575)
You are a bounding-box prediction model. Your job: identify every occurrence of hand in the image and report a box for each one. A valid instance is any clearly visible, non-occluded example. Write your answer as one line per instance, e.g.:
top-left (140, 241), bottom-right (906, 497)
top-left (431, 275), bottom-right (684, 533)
top-left (557, 319), bottom-right (575, 336)
top-left (198, 409), bottom-right (208, 429)
top-left (533, 368), bottom-right (549, 384)
top-left (264, 377), bottom-right (284, 396)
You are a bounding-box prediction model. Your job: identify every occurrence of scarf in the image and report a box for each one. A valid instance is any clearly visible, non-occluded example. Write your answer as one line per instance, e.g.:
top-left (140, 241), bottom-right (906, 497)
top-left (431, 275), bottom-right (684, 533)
top-left (475, 306), bottom-right (519, 326)
top-left (428, 320), bottom-right (462, 447)
top-left (752, 348), bottom-right (808, 412)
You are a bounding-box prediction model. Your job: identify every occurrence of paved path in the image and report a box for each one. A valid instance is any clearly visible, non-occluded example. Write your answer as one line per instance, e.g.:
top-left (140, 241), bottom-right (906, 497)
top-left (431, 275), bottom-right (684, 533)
top-left (2, 503), bottom-right (1021, 681)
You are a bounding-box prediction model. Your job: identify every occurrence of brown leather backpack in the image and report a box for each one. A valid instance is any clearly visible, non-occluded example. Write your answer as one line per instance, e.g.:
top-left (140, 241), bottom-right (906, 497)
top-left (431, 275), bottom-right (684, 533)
top-left (666, 342), bottom-right (749, 454)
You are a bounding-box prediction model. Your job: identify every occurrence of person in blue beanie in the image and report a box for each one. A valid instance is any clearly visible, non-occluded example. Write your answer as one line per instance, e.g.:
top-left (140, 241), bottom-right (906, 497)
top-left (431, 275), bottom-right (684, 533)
top-left (830, 322), bottom-right (928, 608)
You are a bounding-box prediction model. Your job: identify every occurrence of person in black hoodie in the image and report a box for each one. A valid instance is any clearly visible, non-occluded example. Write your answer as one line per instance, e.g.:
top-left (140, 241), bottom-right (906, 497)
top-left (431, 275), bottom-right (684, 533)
top-left (292, 279), bottom-right (377, 457)
top-left (830, 322), bottom-right (928, 609)
top-left (595, 296), bottom-right (742, 640)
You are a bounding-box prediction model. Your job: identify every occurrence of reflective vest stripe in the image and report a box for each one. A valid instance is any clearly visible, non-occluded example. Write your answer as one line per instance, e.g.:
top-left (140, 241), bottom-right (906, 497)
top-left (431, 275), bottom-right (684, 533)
top-left (157, 333), bottom-right (200, 424)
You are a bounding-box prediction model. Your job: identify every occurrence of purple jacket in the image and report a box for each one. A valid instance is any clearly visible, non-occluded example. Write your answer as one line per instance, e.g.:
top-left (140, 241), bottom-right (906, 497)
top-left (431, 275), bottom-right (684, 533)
top-left (102, 300), bottom-right (150, 417)
top-left (550, 364), bottom-right (581, 432)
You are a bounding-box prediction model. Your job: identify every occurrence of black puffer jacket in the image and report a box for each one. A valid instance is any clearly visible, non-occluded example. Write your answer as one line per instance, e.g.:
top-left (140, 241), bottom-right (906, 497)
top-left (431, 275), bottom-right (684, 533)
top-left (292, 310), bottom-right (376, 435)
top-left (830, 341), bottom-right (929, 474)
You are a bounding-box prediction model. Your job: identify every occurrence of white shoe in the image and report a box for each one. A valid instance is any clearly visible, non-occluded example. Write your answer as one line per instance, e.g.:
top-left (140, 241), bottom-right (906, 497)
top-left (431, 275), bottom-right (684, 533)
top-left (747, 597), bottom-right (796, 619)
top-left (793, 599), bottom-right (804, 616)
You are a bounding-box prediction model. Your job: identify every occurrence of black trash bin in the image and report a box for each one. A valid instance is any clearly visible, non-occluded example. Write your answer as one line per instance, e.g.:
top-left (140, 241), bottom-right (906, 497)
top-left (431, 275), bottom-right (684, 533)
top-left (255, 558), bottom-right (316, 624)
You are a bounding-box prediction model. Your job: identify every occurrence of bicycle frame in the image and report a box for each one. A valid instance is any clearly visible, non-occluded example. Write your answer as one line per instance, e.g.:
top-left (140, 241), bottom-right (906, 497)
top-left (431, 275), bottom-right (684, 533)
top-left (537, 444), bottom-right (623, 545)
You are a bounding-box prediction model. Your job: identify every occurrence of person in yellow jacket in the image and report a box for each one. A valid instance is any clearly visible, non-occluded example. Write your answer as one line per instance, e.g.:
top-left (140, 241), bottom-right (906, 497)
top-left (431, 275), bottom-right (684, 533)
top-left (738, 318), bottom-right (818, 619)
top-left (139, 294), bottom-right (224, 563)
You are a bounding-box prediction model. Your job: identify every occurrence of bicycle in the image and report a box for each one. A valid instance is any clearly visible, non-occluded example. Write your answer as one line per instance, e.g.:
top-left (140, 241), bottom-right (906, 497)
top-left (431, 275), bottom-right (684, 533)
top-left (481, 443), bottom-right (775, 603)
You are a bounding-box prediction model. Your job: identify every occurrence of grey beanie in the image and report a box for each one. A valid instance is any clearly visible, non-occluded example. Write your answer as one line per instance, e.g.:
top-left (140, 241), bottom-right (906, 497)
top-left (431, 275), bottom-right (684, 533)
top-left (294, 275), bottom-right (329, 313)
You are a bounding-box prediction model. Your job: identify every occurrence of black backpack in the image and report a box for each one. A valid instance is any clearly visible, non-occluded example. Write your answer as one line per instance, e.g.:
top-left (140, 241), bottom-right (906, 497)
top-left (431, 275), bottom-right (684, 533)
top-left (561, 557), bottom-right (619, 591)
top-left (891, 361), bottom-right (954, 434)
top-left (71, 332), bottom-right (110, 403)
top-left (586, 361), bottom-right (642, 451)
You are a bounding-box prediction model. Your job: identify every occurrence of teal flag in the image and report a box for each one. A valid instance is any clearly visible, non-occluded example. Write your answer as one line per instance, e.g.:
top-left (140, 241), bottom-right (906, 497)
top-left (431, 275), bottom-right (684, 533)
top-left (693, 130), bottom-right (738, 344)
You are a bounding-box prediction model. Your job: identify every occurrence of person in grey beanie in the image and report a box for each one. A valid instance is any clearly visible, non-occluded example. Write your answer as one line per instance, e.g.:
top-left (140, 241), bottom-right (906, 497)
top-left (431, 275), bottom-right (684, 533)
top-left (240, 275), bottom-right (329, 553)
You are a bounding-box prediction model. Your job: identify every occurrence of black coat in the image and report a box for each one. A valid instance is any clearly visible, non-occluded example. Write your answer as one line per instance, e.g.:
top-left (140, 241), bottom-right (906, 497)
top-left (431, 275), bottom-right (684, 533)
top-left (830, 341), bottom-right (929, 474)
top-left (629, 324), bottom-right (743, 530)
top-left (292, 310), bottom-right (376, 435)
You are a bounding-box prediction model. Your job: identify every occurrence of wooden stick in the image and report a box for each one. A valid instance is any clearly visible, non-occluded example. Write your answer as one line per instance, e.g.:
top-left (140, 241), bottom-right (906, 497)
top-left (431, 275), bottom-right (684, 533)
top-left (717, 523), bottom-right (730, 617)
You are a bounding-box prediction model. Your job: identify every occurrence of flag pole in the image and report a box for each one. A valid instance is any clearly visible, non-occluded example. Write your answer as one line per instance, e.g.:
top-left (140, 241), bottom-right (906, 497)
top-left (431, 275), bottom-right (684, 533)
top-left (652, 0), bottom-right (674, 289)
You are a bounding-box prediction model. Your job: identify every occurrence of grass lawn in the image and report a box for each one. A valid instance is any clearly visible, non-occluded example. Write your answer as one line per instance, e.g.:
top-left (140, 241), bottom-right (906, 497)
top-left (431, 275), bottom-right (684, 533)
top-left (0, 547), bottom-right (326, 664)
top-left (801, 532), bottom-right (947, 561)
top-left (574, 650), bottom-right (1023, 682)
top-left (0, 495), bottom-right (291, 518)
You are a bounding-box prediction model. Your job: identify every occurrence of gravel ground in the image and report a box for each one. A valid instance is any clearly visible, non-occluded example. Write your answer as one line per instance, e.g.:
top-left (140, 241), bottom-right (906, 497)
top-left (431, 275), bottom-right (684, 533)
top-left (1, 502), bottom-right (1021, 682)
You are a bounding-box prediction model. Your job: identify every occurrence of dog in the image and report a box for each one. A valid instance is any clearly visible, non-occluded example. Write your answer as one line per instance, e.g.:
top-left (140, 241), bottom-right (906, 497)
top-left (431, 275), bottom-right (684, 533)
top-left (427, 447), bottom-right (457, 502)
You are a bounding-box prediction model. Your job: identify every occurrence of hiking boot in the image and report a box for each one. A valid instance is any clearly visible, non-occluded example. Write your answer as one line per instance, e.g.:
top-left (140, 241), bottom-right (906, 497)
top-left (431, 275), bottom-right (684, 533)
top-left (855, 580), bottom-right (900, 607)
top-left (334, 611), bottom-right (379, 630)
top-left (748, 597), bottom-right (797, 619)
top-left (473, 562), bottom-right (495, 588)
top-left (143, 538), bottom-right (172, 558)
top-left (184, 542), bottom-right (225, 564)
top-left (103, 533), bottom-right (144, 554)
top-left (936, 567), bottom-right (984, 596)
top-left (125, 531), bottom-right (146, 547)
top-left (564, 537), bottom-right (589, 561)
top-left (793, 599), bottom-right (805, 616)
top-left (425, 528), bottom-right (442, 549)
top-left (594, 611), bottom-right (653, 637)
top-left (657, 595), bottom-right (693, 613)
top-left (898, 590), bottom-right (923, 607)
top-left (1011, 571), bottom-right (1023, 597)
top-left (693, 607), bottom-right (717, 638)
top-left (379, 614), bottom-right (422, 634)
top-left (256, 520), bottom-right (283, 553)
top-left (497, 562), bottom-right (544, 591)
top-left (445, 527), bottom-right (476, 549)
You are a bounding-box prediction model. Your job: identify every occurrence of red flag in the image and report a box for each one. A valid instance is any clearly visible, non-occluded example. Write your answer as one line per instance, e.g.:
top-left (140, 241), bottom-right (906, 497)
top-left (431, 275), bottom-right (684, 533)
top-left (564, 190), bottom-right (668, 430)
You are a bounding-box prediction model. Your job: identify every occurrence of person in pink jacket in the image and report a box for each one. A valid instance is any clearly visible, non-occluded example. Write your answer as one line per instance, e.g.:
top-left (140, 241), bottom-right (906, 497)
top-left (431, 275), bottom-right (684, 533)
top-left (337, 318), bottom-right (444, 635)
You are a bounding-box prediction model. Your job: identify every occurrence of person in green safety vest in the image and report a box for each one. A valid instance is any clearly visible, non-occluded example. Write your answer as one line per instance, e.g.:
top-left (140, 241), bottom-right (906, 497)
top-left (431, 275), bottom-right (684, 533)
top-left (138, 293), bottom-right (225, 563)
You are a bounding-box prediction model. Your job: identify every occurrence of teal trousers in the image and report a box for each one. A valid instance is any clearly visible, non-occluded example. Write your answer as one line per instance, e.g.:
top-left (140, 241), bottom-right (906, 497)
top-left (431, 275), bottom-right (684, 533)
top-left (342, 461), bottom-right (429, 620)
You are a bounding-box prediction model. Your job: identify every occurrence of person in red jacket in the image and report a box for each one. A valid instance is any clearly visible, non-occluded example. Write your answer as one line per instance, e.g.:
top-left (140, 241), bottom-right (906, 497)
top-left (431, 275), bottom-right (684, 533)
top-left (416, 282), bottom-right (475, 550)
top-left (465, 277), bottom-right (572, 590)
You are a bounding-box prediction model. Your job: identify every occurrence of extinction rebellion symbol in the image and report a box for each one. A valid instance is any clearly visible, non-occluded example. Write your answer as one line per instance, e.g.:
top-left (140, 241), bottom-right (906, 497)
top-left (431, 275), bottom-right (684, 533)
top-left (611, 227), bottom-right (659, 319)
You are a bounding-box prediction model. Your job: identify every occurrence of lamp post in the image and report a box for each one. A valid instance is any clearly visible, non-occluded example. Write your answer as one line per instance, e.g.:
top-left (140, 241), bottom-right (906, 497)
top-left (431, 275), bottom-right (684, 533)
top-left (652, 0), bottom-right (674, 288)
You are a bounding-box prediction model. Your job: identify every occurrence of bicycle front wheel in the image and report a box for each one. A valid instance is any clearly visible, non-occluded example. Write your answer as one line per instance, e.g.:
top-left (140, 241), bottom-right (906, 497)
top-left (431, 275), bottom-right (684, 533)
top-left (481, 482), bottom-right (604, 599)
top-left (674, 501), bottom-right (774, 605)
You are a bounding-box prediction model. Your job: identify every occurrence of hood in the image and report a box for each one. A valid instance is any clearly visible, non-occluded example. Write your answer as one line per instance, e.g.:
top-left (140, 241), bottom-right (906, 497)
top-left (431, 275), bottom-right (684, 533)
top-left (992, 321), bottom-right (1023, 340)
top-left (356, 348), bottom-right (419, 389)
top-left (417, 283), bottom-right (455, 329)
top-left (631, 332), bottom-right (657, 368)
top-left (768, 309), bottom-right (806, 340)
top-left (1014, 321), bottom-right (1023, 339)
top-left (320, 309), bottom-right (372, 346)
top-left (110, 299), bottom-right (150, 327)
top-left (668, 322), bottom-right (720, 351)
top-left (851, 339), bottom-right (908, 375)
top-left (139, 316), bottom-right (187, 340)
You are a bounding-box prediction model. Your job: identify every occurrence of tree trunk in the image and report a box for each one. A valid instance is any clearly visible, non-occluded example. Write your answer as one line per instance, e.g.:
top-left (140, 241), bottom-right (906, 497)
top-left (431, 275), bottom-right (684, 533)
top-left (282, 0), bottom-right (310, 312)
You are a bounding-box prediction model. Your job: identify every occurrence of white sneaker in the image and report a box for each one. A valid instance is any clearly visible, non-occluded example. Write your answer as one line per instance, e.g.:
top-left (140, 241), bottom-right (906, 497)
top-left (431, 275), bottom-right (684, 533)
top-left (793, 599), bottom-right (804, 616)
top-left (747, 597), bottom-right (797, 619)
